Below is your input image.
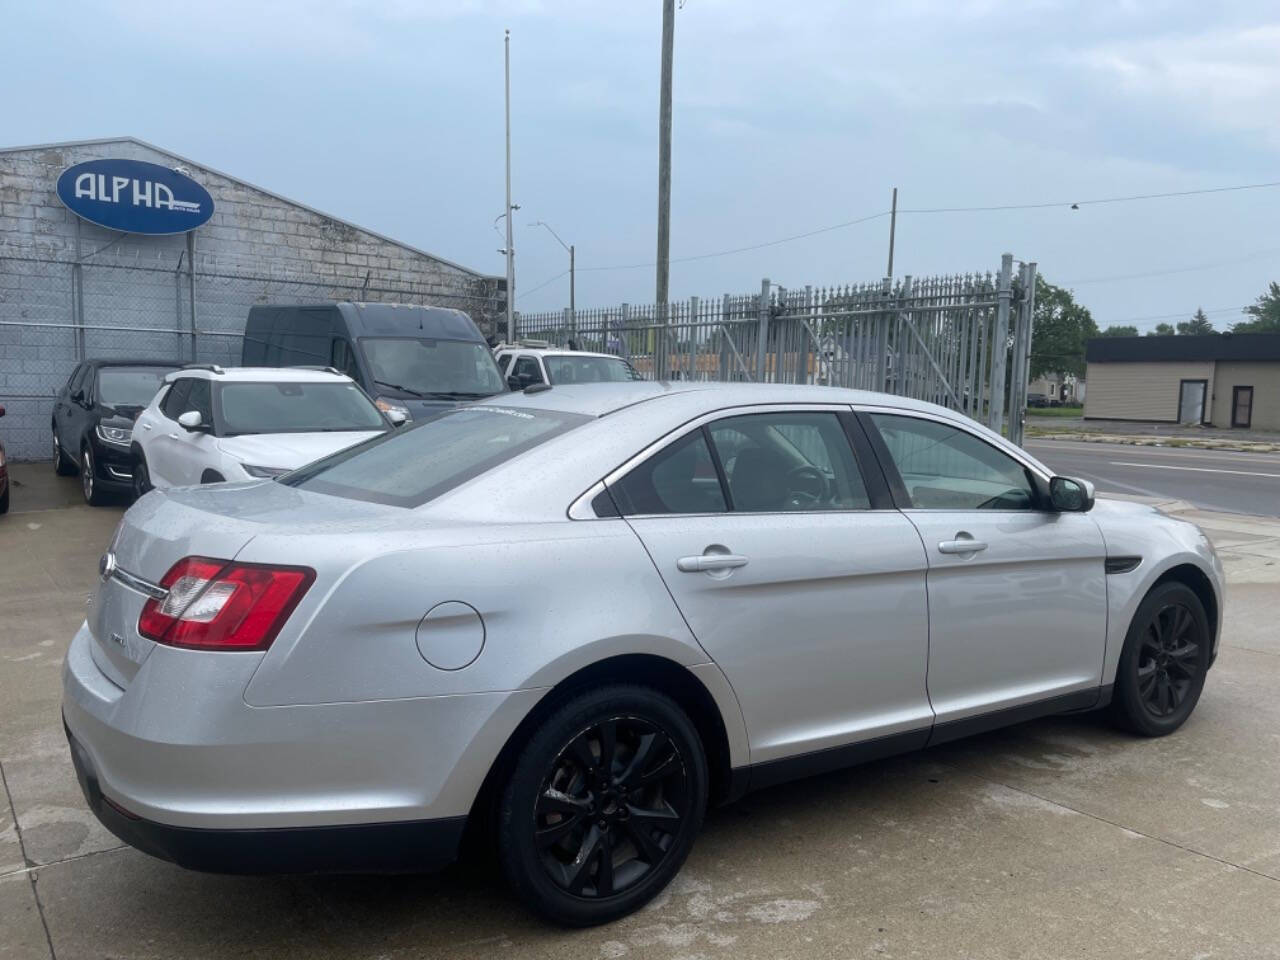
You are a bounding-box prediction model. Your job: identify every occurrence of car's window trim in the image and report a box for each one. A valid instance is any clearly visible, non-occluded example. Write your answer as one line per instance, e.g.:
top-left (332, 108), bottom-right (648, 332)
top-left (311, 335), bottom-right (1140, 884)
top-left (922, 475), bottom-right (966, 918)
top-left (577, 402), bottom-right (895, 520)
top-left (855, 408), bottom-right (1050, 513)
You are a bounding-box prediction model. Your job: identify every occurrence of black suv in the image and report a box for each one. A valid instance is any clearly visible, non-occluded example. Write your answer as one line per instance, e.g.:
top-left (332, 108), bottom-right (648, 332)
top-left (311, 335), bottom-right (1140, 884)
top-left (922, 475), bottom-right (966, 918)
top-left (52, 359), bottom-right (178, 505)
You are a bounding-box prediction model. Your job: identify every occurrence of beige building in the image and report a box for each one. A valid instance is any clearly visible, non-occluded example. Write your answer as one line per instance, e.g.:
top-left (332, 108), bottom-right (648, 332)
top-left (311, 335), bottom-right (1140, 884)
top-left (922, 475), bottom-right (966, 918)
top-left (1084, 334), bottom-right (1280, 430)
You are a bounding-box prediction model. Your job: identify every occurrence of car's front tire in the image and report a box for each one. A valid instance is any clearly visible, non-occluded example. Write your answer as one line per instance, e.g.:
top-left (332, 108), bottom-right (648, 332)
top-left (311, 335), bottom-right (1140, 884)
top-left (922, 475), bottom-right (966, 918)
top-left (497, 685), bottom-right (708, 926)
top-left (1111, 581), bottom-right (1211, 737)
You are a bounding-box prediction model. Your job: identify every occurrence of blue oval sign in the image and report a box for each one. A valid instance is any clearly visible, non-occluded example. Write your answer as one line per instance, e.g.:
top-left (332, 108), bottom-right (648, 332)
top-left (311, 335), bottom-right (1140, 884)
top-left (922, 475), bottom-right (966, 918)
top-left (56, 159), bottom-right (214, 235)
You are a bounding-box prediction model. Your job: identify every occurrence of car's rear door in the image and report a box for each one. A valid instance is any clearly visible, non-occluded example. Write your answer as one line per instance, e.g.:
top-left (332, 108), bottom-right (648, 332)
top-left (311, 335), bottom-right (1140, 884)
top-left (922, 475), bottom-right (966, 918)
top-left (859, 409), bottom-right (1107, 738)
top-left (610, 405), bottom-right (933, 772)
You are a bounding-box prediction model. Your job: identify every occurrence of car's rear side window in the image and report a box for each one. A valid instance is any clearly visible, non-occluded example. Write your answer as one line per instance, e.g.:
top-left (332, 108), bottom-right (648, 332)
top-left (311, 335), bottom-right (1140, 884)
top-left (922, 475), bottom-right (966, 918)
top-left (281, 405), bottom-right (590, 507)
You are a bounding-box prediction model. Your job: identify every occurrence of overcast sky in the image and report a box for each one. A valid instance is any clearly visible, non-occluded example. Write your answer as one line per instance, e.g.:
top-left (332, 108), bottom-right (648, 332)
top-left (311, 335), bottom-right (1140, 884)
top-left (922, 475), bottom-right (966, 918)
top-left (8, 0), bottom-right (1279, 330)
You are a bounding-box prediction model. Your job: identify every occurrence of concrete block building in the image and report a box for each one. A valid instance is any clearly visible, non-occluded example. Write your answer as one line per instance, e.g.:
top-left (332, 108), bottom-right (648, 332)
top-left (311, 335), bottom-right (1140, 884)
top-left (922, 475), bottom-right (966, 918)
top-left (0, 137), bottom-right (504, 459)
top-left (1084, 334), bottom-right (1280, 430)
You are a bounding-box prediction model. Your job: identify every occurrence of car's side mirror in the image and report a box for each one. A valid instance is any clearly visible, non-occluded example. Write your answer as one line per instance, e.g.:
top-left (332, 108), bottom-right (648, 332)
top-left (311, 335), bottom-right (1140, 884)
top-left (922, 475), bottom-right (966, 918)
top-left (508, 374), bottom-right (535, 391)
top-left (1049, 476), bottom-right (1094, 512)
top-left (385, 409), bottom-right (407, 427)
top-left (177, 410), bottom-right (206, 432)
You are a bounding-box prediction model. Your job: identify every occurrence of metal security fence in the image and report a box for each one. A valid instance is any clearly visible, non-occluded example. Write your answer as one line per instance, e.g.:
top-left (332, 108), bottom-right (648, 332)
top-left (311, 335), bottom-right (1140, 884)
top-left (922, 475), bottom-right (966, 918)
top-left (520, 254), bottom-right (1038, 445)
top-left (0, 244), bottom-right (504, 459)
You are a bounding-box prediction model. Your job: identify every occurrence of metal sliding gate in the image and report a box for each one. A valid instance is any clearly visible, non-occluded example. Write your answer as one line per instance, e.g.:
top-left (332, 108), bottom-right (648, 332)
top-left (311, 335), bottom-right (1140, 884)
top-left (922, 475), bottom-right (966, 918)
top-left (520, 253), bottom-right (1038, 444)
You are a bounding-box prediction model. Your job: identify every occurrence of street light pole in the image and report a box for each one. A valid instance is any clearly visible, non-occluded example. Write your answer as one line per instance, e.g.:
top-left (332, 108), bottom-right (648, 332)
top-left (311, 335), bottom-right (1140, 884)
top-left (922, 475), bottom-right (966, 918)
top-left (886, 186), bottom-right (898, 279)
top-left (504, 29), bottom-right (516, 343)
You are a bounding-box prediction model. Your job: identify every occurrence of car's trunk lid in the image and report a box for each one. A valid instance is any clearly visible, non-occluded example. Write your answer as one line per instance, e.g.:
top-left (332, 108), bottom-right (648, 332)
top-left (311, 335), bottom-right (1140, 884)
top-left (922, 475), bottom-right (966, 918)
top-left (88, 480), bottom-right (399, 689)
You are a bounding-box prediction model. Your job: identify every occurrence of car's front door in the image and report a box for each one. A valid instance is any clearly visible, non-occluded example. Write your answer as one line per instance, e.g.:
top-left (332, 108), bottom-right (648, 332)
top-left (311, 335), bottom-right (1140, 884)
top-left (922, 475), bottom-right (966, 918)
top-left (57, 364), bottom-right (88, 458)
top-left (611, 406), bottom-right (933, 772)
top-left (167, 378), bottom-right (218, 484)
top-left (861, 411), bottom-right (1107, 738)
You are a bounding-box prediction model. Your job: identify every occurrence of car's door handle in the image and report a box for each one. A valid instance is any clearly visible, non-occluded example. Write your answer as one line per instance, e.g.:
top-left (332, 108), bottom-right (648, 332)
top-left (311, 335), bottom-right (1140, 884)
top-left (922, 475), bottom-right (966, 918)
top-left (141, 423), bottom-right (152, 431)
top-left (938, 538), bottom-right (988, 555)
top-left (677, 554), bottom-right (749, 573)
top-left (167, 433), bottom-right (179, 440)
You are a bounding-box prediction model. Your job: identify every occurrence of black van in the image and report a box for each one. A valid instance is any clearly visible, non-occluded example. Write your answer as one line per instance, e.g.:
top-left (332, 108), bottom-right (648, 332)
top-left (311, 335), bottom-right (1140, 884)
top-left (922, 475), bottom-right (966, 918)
top-left (242, 302), bottom-right (508, 421)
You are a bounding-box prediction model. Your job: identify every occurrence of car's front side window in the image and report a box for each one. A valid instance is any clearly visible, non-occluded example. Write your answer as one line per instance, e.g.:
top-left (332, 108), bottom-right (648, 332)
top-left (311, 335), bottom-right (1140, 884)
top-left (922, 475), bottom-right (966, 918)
top-left (160, 379), bottom-right (192, 420)
top-left (868, 413), bottom-right (1038, 511)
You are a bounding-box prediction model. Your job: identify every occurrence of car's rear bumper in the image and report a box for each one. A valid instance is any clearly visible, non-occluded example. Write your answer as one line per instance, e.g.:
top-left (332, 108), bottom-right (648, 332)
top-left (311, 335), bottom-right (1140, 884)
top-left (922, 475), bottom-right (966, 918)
top-left (61, 621), bottom-right (542, 871)
top-left (65, 719), bottom-right (466, 874)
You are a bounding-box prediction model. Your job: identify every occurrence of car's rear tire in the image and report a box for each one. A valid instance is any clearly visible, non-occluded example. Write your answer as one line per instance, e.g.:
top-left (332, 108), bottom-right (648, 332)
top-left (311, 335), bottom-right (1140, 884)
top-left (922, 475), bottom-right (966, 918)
top-left (497, 685), bottom-right (708, 927)
top-left (80, 445), bottom-right (109, 507)
top-left (53, 432), bottom-right (75, 476)
top-left (1111, 581), bottom-right (1211, 737)
top-left (132, 451), bottom-right (152, 501)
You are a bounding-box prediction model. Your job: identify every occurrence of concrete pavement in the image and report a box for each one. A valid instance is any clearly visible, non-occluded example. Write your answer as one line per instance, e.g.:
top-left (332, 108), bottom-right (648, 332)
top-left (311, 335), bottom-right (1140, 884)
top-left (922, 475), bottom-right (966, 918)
top-left (2, 467), bottom-right (1280, 958)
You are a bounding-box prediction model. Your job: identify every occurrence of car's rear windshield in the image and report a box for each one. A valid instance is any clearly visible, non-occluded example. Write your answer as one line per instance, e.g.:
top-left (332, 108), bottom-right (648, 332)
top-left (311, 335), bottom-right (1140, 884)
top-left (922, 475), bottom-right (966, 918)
top-left (545, 355), bottom-right (643, 384)
top-left (98, 366), bottom-right (176, 408)
top-left (217, 381), bottom-right (387, 436)
top-left (280, 404), bottom-right (590, 507)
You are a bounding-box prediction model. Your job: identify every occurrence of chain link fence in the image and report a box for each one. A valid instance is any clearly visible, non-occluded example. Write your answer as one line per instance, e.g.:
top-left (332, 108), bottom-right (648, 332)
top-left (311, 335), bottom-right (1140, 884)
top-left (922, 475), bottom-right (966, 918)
top-left (519, 254), bottom-right (1037, 444)
top-left (0, 243), bottom-right (504, 459)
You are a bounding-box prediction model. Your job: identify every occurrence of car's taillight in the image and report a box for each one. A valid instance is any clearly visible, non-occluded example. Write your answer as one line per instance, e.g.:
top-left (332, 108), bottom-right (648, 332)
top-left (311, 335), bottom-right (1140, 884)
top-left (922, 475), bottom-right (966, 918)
top-left (138, 556), bottom-right (314, 651)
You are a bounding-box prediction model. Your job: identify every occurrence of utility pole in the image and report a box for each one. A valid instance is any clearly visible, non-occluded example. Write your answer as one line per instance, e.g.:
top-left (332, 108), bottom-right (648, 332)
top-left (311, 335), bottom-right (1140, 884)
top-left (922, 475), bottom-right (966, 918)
top-left (655, 0), bottom-right (674, 311)
top-left (886, 186), bottom-right (898, 279)
top-left (504, 29), bottom-right (516, 343)
top-left (531, 220), bottom-right (575, 336)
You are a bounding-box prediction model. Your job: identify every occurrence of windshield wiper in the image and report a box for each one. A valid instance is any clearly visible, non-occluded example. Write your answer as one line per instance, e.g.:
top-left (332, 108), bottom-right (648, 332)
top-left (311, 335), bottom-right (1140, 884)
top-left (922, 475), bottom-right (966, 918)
top-left (373, 379), bottom-right (428, 399)
top-left (420, 390), bottom-right (497, 400)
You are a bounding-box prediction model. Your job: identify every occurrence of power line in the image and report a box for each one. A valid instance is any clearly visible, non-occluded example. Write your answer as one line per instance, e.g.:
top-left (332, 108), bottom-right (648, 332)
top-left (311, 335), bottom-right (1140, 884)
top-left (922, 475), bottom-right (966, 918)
top-left (1062, 247), bottom-right (1280, 287)
top-left (516, 269), bottom-right (569, 301)
top-left (557, 180), bottom-right (1280, 278)
top-left (901, 179), bottom-right (1280, 215)
top-left (575, 212), bottom-right (890, 274)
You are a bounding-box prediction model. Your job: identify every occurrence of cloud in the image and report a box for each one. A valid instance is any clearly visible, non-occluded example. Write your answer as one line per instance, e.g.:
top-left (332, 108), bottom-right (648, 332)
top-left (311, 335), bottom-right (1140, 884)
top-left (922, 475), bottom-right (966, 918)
top-left (1071, 24), bottom-right (1280, 147)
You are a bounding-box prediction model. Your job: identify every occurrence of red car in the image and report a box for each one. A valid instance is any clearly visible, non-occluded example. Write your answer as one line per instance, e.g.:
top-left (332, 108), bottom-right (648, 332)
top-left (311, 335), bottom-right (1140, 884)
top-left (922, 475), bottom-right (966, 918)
top-left (0, 404), bottom-right (8, 514)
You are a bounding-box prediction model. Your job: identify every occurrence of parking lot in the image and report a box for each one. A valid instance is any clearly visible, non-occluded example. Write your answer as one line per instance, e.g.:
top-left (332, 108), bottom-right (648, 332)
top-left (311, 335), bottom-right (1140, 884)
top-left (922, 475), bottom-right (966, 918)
top-left (3, 461), bottom-right (1279, 959)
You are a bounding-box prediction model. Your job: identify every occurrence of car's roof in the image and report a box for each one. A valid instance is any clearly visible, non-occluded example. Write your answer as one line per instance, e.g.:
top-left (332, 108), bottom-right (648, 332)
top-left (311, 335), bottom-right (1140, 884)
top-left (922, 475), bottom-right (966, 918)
top-left (164, 366), bottom-right (354, 384)
top-left (85, 358), bottom-right (180, 369)
top-left (497, 347), bottom-right (629, 361)
top-left (490, 381), bottom-right (959, 419)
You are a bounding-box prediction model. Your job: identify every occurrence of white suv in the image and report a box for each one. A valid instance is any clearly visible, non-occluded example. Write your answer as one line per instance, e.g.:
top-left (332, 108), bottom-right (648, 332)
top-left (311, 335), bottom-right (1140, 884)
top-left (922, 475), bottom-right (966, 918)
top-left (130, 366), bottom-right (393, 495)
top-left (495, 344), bottom-right (642, 389)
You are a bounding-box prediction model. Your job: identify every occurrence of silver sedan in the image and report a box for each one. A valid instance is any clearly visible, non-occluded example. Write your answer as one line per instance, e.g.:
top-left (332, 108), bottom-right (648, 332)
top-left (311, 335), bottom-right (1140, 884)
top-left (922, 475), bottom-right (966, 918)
top-left (63, 382), bottom-right (1224, 925)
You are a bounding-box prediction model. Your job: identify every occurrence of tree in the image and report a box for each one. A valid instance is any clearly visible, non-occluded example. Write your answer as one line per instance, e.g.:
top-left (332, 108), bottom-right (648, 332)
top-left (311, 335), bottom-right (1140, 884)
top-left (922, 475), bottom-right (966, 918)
top-left (1234, 282), bottom-right (1280, 333)
top-left (1099, 325), bottom-right (1139, 337)
top-left (1149, 322), bottom-right (1175, 336)
top-left (1177, 307), bottom-right (1216, 336)
top-left (1030, 276), bottom-right (1097, 379)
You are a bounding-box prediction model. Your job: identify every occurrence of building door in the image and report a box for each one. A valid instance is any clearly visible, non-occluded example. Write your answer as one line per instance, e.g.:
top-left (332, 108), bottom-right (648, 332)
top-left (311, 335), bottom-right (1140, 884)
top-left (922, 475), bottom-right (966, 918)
top-left (1232, 386), bottom-right (1254, 428)
top-left (1177, 379), bottom-right (1207, 425)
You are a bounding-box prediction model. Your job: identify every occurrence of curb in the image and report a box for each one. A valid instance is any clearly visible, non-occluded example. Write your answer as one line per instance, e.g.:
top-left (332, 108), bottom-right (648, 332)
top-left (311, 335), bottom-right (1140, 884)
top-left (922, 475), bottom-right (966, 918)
top-left (1025, 431), bottom-right (1280, 454)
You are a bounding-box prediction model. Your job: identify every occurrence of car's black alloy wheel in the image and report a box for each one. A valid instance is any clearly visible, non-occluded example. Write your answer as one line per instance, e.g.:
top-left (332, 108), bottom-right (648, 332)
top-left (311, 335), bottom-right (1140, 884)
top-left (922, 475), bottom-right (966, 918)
top-left (132, 454), bottom-right (151, 501)
top-left (1113, 581), bottom-right (1210, 736)
top-left (499, 685), bottom-right (707, 926)
top-left (81, 446), bottom-right (108, 507)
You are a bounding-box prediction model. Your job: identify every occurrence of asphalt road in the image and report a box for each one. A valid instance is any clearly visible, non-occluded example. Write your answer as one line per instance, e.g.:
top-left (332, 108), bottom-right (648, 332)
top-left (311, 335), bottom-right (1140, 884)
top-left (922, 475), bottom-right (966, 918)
top-left (1026, 439), bottom-right (1280, 517)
